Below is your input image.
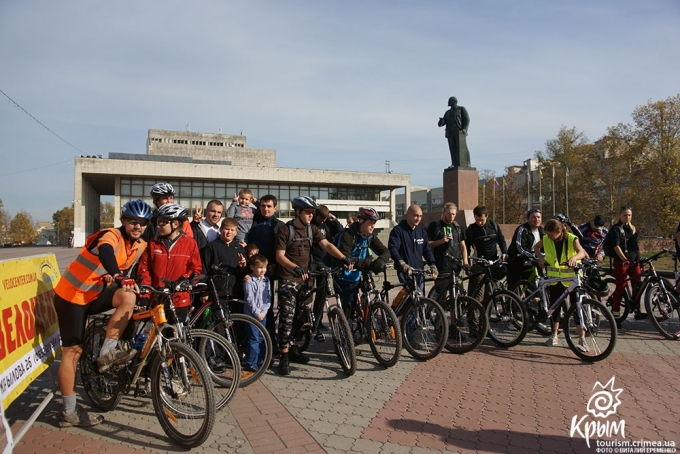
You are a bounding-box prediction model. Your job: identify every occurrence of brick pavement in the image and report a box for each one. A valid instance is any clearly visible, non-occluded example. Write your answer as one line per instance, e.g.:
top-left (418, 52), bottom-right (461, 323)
top-left (3, 247), bottom-right (679, 453)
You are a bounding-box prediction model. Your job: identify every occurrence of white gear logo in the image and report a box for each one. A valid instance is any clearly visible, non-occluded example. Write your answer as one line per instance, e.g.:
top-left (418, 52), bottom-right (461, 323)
top-left (587, 376), bottom-right (623, 418)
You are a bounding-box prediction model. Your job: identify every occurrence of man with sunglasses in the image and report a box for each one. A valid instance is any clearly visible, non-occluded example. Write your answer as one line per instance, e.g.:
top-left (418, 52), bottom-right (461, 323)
top-left (52, 199), bottom-right (153, 428)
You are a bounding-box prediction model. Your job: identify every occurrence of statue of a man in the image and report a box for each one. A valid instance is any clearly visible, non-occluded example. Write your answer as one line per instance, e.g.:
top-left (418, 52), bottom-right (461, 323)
top-left (438, 96), bottom-right (471, 168)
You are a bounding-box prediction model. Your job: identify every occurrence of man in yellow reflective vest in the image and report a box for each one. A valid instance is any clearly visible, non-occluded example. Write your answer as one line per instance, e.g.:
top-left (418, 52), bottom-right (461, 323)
top-left (52, 199), bottom-right (152, 428)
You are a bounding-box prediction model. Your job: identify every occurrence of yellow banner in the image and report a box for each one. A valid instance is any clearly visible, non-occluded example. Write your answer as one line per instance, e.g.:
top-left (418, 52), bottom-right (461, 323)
top-left (0, 254), bottom-right (61, 410)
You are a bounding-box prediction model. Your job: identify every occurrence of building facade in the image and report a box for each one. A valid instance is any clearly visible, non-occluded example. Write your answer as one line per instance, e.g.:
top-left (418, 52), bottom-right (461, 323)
top-left (72, 129), bottom-right (411, 246)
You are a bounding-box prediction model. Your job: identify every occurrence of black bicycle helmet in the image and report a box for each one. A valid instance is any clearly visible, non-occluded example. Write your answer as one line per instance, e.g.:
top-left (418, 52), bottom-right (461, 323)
top-left (156, 203), bottom-right (188, 220)
top-left (554, 213), bottom-right (571, 224)
top-left (357, 207), bottom-right (380, 221)
top-left (150, 182), bottom-right (176, 198)
top-left (585, 272), bottom-right (609, 297)
top-left (122, 199), bottom-right (153, 220)
top-left (291, 196), bottom-right (318, 211)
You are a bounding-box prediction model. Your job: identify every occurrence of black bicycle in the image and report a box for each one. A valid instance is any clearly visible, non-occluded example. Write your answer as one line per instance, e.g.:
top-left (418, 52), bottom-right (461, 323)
top-left (427, 260), bottom-right (489, 354)
top-left (381, 268), bottom-right (448, 361)
top-left (190, 265), bottom-right (273, 386)
top-left (292, 266), bottom-right (357, 376)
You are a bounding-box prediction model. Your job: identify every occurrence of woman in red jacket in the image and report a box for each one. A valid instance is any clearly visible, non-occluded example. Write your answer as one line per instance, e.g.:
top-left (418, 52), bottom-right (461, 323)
top-left (138, 203), bottom-right (202, 321)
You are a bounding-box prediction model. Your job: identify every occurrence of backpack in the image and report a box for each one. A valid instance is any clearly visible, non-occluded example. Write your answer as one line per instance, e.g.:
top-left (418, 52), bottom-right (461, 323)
top-left (286, 221), bottom-right (313, 249)
top-left (602, 225), bottom-right (626, 258)
top-left (334, 227), bottom-right (371, 283)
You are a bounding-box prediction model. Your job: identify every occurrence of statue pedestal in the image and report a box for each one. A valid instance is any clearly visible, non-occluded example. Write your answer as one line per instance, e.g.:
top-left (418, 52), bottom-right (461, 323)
top-left (443, 167), bottom-right (479, 228)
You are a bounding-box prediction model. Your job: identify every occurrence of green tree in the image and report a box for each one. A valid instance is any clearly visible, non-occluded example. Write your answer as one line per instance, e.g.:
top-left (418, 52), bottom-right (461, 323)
top-left (52, 206), bottom-right (74, 245)
top-left (100, 201), bottom-right (115, 228)
top-left (608, 94), bottom-right (680, 236)
top-left (9, 210), bottom-right (37, 244)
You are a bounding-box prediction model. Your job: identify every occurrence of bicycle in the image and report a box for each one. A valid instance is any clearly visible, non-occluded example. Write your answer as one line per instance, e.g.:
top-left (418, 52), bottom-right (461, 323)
top-left (380, 268), bottom-right (448, 360)
top-left (138, 276), bottom-right (241, 411)
top-left (79, 301), bottom-right (216, 448)
top-left (190, 264), bottom-right (273, 387)
top-left (466, 257), bottom-right (529, 348)
top-left (604, 250), bottom-right (675, 328)
top-left (291, 266), bottom-right (357, 376)
top-left (511, 258), bottom-right (617, 361)
top-left (643, 249), bottom-right (680, 340)
top-left (427, 261), bottom-right (489, 354)
top-left (511, 259), bottom-right (612, 336)
top-left (347, 269), bottom-right (402, 367)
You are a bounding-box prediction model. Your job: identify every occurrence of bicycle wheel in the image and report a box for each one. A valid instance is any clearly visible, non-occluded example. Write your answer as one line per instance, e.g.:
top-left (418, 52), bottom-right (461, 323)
top-left (80, 319), bottom-right (124, 411)
top-left (485, 290), bottom-right (529, 348)
top-left (209, 313), bottom-right (272, 387)
top-left (645, 282), bottom-right (680, 340)
top-left (150, 341), bottom-right (215, 449)
top-left (604, 278), bottom-right (631, 324)
top-left (401, 297), bottom-right (448, 360)
top-left (509, 280), bottom-right (542, 333)
top-left (443, 295), bottom-right (487, 354)
top-left (564, 298), bottom-right (617, 362)
top-left (191, 329), bottom-right (241, 411)
top-left (328, 305), bottom-right (357, 376)
top-left (367, 299), bottom-right (402, 367)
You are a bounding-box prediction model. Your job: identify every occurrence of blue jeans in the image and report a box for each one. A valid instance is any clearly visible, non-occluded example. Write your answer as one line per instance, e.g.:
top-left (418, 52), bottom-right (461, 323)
top-left (246, 315), bottom-right (266, 369)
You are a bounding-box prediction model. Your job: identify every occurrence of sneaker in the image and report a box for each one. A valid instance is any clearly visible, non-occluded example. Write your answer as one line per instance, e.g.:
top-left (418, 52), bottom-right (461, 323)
top-left (241, 370), bottom-right (255, 380)
top-left (243, 364), bottom-right (258, 373)
top-left (60, 405), bottom-right (104, 428)
top-left (577, 338), bottom-right (589, 353)
top-left (506, 323), bottom-right (517, 332)
top-left (97, 347), bottom-right (137, 373)
top-left (545, 335), bottom-right (559, 346)
top-left (634, 311), bottom-right (648, 321)
top-left (289, 345), bottom-right (310, 364)
top-left (278, 354), bottom-right (290, 376)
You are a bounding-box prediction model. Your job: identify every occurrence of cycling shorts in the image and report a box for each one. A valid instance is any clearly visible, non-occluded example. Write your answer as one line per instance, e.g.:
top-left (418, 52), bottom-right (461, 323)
top-left (54, 285), bottom-right (118, 347)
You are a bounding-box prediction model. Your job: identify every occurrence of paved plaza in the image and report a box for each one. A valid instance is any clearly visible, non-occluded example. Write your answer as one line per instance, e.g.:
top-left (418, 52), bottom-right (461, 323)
top-left (2, 247), bottom-right (679, 453)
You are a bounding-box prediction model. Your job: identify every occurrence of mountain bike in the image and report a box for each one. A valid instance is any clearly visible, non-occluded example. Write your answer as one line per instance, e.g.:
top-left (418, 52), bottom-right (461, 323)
top-left (466, 257), bottom-right (529, 347)
top-left (291, 266), bottom-right (357, 376)
top-left (138, 276), bottom-right (241, 411)
top-left (604, 250), bottom-right (676, 328)
top-left (190, 265), bottom-right (273, 387)
top-left (511, 258), bottom-right (617, 361)
top-left (380, 268), bottom-right (448, 360)
top-left (643, 249), bottom-right (680, 340)
top-left (347, 269), bottom-right (402, 367)
top-left (427, 262), bottom-right (489, 354)
top-left (80, 302), bottom-right (216, 448)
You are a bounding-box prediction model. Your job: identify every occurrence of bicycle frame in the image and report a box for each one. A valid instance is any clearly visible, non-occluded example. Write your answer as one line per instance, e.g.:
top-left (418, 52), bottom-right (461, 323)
top-left (518, 267), bottom-right (590, 331)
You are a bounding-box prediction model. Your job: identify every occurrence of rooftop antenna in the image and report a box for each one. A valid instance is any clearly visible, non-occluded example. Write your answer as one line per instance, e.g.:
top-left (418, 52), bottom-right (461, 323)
top-left (186, 123), bottom-right (190, 132)
top-left (385, 160), bottom-right (391, 173)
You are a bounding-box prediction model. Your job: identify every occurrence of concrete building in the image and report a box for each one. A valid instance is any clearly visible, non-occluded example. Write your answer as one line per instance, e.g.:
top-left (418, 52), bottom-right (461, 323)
top-left (72, 129), bottom-right (411, 246)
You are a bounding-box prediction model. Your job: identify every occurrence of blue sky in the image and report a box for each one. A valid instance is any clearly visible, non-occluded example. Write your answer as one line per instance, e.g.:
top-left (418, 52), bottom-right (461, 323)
top-left (1, 1), bottom-right (678, 221)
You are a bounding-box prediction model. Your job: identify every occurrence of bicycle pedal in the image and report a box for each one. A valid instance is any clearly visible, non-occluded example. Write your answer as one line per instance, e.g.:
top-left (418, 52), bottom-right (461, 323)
top-left (314, 332), bottom-right (325, 342)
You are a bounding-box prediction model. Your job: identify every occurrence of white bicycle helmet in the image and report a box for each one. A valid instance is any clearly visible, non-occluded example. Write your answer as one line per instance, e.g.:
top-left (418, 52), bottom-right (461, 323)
top-left (150, 182), bottom-right (176, 198)
top-left (156, 203), bottom-right (188, 220)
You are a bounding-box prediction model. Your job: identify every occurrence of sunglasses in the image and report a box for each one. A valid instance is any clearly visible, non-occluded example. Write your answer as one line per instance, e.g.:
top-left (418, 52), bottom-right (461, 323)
top-left (156, 219), bottom-right (170, 227)
top-left (125, 218), bottom-right (148, 227)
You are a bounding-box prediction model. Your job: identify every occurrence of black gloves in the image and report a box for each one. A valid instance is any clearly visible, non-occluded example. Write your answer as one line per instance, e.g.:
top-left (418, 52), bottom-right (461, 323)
top-left (370, 257), bottom-right (386, 273)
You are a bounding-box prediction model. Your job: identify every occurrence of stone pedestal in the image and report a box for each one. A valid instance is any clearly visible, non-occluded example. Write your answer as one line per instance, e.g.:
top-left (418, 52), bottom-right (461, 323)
top-left (443, 167), bottom-right (479, 228)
